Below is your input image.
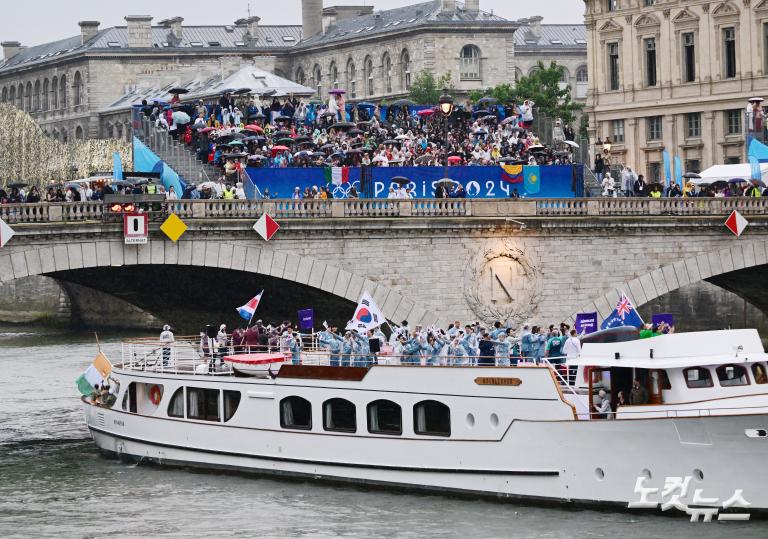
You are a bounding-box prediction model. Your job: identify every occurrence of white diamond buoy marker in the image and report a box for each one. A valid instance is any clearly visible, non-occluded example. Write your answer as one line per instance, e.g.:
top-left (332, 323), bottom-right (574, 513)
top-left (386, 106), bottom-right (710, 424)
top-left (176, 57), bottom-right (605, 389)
top-left (725, 210), bottom-right (748, 237)
top-left (0, 218), bottom-right (15, 248)
top-left (254, 213), bottom-right (280, 241)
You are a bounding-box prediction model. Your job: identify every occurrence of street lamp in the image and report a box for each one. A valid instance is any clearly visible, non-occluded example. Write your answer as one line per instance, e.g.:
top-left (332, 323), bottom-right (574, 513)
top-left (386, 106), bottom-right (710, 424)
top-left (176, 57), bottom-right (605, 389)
top-left (438, 89), bottom-right (455, 181)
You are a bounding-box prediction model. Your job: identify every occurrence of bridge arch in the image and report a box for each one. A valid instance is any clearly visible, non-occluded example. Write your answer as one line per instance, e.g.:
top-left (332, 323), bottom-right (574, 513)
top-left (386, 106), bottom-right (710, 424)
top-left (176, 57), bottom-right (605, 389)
top-left (568, 240), bottom-right (768, 325)
top-left (1, 239), bottom-right (438, 327)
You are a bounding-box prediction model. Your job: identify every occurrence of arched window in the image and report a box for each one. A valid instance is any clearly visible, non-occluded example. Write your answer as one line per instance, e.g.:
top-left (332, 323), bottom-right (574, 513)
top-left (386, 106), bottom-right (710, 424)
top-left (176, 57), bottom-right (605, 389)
top-left (413, 400), bottom-right (451, 437)
top-left (576, 65), bottom-right (588, 83)
top-left (346, 58), bottom-right (356, 99)
top-left (528, 66), bottom-right (540, 77)
top-left (75, 125), bottom-right (84, 140)
top-left (295, 67), bottom-right (306, 86)
top-left (400, 49), bottom-right (411, 90)
top-left (116, 124), bottom-right (122, 139)
top-left (323, 398), bottom-right (356, 432)
top-left (0, 87), bottom-right (6, 103)
top-left (364, 56), bottom-right (374, 96)
top-left (16, 83), bottom-right (22, 109)
top-left (559, 67), bottom-right (570, 84)
top-left (223, 390), bottom-right (241, 422)
top-left (312, 64), bottom-right (322, 96)
top-left (514, 67), bottom-right (523, 83)
top-left (51, 76), bottom-right (58, 109)
top-left (716, 364), bottom-right (750, 387)
top-left (367, 399), bottom-right (402, 435)
top-left (280, 396), bottom-right (312, 430)
top-left (52, 129), bottom-right (59, 141)
top-left (8, 86), bottom-right (15, 107)
top-left (33, 80), bottom-right (40, 111)
top-left (59, 75), bottom-right (67, 110)
top-left (73, 71), bottom-right (84, 107)
top-left (329, 61), bottom-right (339, 90)
top-left (382, 53), bottom-right (392, 94)
top-left (60, 128), bottom-right (68, 143)
top-left (460, 45), bottom-right (481, 80)
top-left (42, 79), bottom-right (49, 110)
top-left (167, 387), bottom-right (184, 417)
top-left (25, 81), bottom-right (32, 111)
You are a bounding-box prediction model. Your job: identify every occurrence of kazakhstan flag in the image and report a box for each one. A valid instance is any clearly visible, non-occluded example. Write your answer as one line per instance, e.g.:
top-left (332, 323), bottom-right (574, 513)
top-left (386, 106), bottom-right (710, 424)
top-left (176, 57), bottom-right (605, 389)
top-left (524, 165), bottom-right (541, 195)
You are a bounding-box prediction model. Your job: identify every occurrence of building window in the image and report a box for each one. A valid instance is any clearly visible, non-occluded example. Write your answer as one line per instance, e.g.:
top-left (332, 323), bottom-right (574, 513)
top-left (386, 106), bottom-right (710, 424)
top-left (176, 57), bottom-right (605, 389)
top-left (383, 53), bottom-right (392, 93)
top-left (686, 112), bottom-right (701, 138)
top-left (576, 65), bottom-right (588, 83)
top-left (685, 160), bottom-right (701, 174)
top-left (75, 126), bottom-right (84, 140)
top-left (167, 387), bottom-right (184, 418)
top-left (9, 86), bottom-right (15, 108)
top-left (644, 38), bottom-right (657, 87)
top-left (33, 80), bottom-right (40, 111)
top-left (367, 399), bottom-right (402, 435)
top-left (295, 67), bottom-right (306, 86)
top-left (59, 75), bottom-right (67, 110)
top-left (73, 71), bottom-right (84, 107)
top-left (716, 364), bottom-right (750, 387)
top-left (280, 396), bottom-right (312, 430)
top-left (723, 27), bottom-right (736, 79)
top-left (25, 81), bottom-right (32, 111)
top-left (364, 56), bottom-right (374, 96)
top-left (223, 390), bottom-right (241, 422)
top-left (413, 400), bottom-right (451, 437)
top-left (400, 49), bottom-right (411, 91)
top-left (644, 0), bottom-right (655, 5)
top-left (346, 58), bottom-right (356, 99)
top-left (649, 162), bottom-right (661, 182)
top-left (607, 42), bottom-right (620, 91)
top-left (683, 367), bottom-right (713, 388)
top-left (42, 79), bottom-right (49, 110)
top-left (323, 398), bottom-right (357, 433)
top-left (607, 0), bottom-right (617, 12)
top-left (764, 24), bottom-right (768, 75)
top-left (752, 363), bottom-right (768, 384)
top-left (460, 45), bottom-right (481, 81)
top-left (51, 77), bottom-right (58, 109)
top-left (330, 62), bottom-right (339, 90)
top-left (611, 119), bottom-right (625, 143)
top-left (725, 109), bottom-right (744, 135)
top-left (682, 32), bottom-right (695, 83)
top-left (0, 87), bottom-right (6, 103)
top-left (313, 64), bottom-right (322, 96)
top-left (187, 387), bottom-right (220, 421)
top-left (725, 156), bottom-right (740, 164)
top-left (647, 116), bottom-right (662, 141)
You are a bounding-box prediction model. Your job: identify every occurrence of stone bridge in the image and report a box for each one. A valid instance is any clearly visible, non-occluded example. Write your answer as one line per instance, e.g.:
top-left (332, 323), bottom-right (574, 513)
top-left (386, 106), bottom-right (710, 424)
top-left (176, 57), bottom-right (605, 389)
top-left (2, 197), bottom-right (768, 329)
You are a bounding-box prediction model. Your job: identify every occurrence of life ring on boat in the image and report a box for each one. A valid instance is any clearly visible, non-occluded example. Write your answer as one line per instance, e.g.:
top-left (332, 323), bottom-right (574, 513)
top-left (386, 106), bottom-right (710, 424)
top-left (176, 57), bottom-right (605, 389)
top-left (149, 385), bottom-right (162, 405)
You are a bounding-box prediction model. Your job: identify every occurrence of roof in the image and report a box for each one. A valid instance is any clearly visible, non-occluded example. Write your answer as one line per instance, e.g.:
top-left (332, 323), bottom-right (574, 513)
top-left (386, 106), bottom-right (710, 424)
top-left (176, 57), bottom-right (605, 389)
top-left (571, 329), bottom-right (768, 369)
top-left (103, 64), bottom-right (315, 113)
top-left (0, 25), bottom-right (302, 73)
top-left (514, 24), bottom-right (587, 50)
top-left (299, 0), bottom-right (514, 48)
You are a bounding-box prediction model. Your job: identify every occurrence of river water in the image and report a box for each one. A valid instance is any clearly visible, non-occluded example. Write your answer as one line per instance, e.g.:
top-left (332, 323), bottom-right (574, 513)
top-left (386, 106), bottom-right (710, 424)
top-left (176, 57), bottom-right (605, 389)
top-left (1, 328), bottom-right (766, 538)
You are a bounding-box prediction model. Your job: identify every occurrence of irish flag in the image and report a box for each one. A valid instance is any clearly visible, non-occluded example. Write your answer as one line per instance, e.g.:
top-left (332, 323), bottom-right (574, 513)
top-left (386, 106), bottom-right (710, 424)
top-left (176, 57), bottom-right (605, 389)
top-left (76, 352), bottom-right (113, 396)
top-left (324, 166), bottom-right (350, 186)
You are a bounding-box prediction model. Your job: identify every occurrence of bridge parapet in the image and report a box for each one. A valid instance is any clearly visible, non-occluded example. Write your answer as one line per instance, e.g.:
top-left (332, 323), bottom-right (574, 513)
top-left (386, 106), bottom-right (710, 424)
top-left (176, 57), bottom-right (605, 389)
top-left (0, 197), bottom-right (767, 225)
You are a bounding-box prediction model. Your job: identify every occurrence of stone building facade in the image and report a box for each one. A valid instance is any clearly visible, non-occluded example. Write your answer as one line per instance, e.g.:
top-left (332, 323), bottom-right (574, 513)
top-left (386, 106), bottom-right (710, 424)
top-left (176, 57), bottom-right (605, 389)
top-left (0, 1), bottom-right (586, 141)
top-left (584, 0), bottom-right (768, 178)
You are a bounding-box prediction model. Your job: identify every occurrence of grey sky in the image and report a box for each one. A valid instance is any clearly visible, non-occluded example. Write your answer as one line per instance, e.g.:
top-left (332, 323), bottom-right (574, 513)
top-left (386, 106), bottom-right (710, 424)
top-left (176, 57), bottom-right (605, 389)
top-left (0, 1), bottom-right (584, 46)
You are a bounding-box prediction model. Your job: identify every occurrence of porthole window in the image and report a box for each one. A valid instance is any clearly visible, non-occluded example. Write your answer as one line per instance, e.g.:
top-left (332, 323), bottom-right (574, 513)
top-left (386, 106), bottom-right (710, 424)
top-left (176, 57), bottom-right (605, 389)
top-left (367, 399), bottom-right (402, 435)
top-left (323, 398), bottom-right (357, 433)
top-left (280, 396), bottom-right (312, 430)
top-left (223, 390), bottom-right (241, 422)
top-left (414, 400), bottom-right (451, 437)
top-left (716, 364), bottom-right (750, 387)
top-left (683, 367), bottom-right (713, 388)
top-left (167, 387), bottom-right (184, 418)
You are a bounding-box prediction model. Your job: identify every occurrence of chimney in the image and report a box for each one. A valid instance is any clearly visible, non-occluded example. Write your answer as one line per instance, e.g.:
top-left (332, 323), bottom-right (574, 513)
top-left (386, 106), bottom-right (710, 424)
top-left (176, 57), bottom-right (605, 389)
top-left (78, 21), bottom-right (100, 45)
top-left (1, 41), bottom-right (21, 60)
top-left (159, 17), bottom-right (184, 42)
top-left (125, 15), bottom-right (153, 48)
top-left (528, 16), bottom-right (543, 40)
top-left (302, 0), bottom-right (324, 39)
top-left (440, 0), bottom-right (456, 12)
top-left (465, 0), bottom-right (480, 14)
top-left (235, 16), bottom-right (260, 44)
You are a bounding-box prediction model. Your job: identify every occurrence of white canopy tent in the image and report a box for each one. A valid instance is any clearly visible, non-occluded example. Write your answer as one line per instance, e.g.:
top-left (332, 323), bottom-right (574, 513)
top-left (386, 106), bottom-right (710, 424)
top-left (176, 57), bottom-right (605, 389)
top-left (694, 163), bottom-right (768, 185)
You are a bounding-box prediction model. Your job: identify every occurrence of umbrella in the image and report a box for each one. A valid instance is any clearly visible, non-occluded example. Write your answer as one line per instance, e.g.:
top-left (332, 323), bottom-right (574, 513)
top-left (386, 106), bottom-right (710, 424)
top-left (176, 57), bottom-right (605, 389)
top-left (417, 109), bottom-right (435, 117)
top-left (728, 178), bottom-right (748, 184)
top-left (395, 134), bottom-right (410, 140)
top-left (345, 148), bottom-right (362, 154)
top-left (390, 98), bottom-right (416, 107)
top-left (244, 125), bottom-right (264, 133)
top-left (391, 176), bottom-right (411, 186)
top-left (168, 87), bottom-right (189, 95)
top-left (172, 111), bottom-right (191, 125)
top-left (274, 115), bottom-right (293, 123)
top-left (276, 138), bottom-right (295, 145)
top-left (311, 152), bottom-right (327, 158)
top-left (7, 182), bottom-right (27, 189)
top-left (220, 88), bottom-right (237, 94)
top-left (749, 97), bottom-right (765, 103)
top-left (498, 157), bottom-right (523, 164)
top-left (294, 150), bottom-right (313, 158)
top-left (472, 109), bottom-right (490, 116)
top-left (382, 139), bottom-right (401, 146)
top-left (329, 88), bottom-right (346, 95)
top-left (234, 88), bottom-right (252, 95)
top-left (273, 130), bottom-right (293, 137)
top-left (226, 140), bottom-right (245, 146)
top-left (447, 156), bottom-right (463, 164)
top-left (357, 120), bottom-right (372, 127)
top-left (222, 152), bottom-right (248, 158)
top-left (476, 97), bottom-right (498, 106)
top-left (294, 135), bottom-right (312, 142)
top-left (347, 128), bottom-right (364, 136)
top-left (501, 117), bottom-right (518, 126)
top-left (415, 155), bottom-right (433, 164)
top-left (330, 122), bottom-right (356, 130)
top-left (682, 171), bottom-right (701, 179)
top-left (529, 144), bottom-right (546, 153)
top-left (247, 155), bottom-right (268, 161)
top-left (708, 180), bottom-right (728, 189)
top-left (248, 112), bottom-right (266, 120)
top-left (320, 143), bottom-right (336, 151)
top-left (271, 145), bottom-right (290, 155)
top-left (199, 127), bottom-right (216, 134)
top-left (320, 111), bottom-right (337, 119)
top-left (355, 101), bottom-right (376, 108)
top-left (480, 115), bottom-right (498, 122)
top-left (473, 129), bottom-right (488, 135)
top-left (436, 178), bottom-right (458, 187)
top-left (644, 182), bottom-right (664, 194)
top-left (198, 181), bottom-right (217, 190)
top-left (563, 140), bottom-right (580, 148)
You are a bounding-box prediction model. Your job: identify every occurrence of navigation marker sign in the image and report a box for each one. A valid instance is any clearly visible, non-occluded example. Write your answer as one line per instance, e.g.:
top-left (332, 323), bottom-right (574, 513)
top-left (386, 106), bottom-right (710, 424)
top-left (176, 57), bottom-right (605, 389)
top-left (725, 210), bottom-right (749, 237)
top-left (254, 213), bottom-right (280, 241)
top-left (0, 218), bottom-right (15, 248)
top-left (160, 213), bottom-right (188, 242)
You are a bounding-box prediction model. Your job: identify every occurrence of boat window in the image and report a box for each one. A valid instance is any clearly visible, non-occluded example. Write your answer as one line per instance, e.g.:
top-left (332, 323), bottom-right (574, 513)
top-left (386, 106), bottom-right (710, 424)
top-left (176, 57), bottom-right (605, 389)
top-left (657, 370), bottom-right (671, 390)
top-left (716, 364), bottom-right (750, 387)
top-left (187, 387), bottom-right (221, 421)
top-left (168, 387), bottom-right (184, 418)
top-left (413, 400), bottom-right (451, 437)
top-left (323, 398), bottom-right (357, 433)
top-left (752, 363), bottom-right (768, 384)
top-left (683, 367), bottom-right (713, 388)
top-left (280, 396), bottom-right (312, 430)
top-left (367, 400), bottom-right (402, 435)
top-left (223, 390), bottom-right (241, 422)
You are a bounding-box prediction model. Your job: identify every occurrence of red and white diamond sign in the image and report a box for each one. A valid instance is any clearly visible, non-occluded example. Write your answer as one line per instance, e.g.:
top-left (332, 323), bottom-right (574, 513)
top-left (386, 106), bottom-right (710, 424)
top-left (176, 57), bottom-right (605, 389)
top-left (725, 210), bottom-right (749, 237)
top-left (254, 213), bottom-right (280, 241)
top-left (0, 218), bottom-right (15, 248)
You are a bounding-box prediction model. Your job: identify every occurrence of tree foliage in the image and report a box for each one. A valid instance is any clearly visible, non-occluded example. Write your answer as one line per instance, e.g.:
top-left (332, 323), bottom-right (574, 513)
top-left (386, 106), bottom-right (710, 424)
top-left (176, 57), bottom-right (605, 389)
top-left (408, 70), bottom-right (455, 105)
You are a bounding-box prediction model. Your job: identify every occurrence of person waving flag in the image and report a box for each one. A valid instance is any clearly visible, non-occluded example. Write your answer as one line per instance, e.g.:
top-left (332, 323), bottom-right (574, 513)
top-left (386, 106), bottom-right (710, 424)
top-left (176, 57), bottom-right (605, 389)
top-left (600, 292), bottom-right (644, 330)
top-left (237, 291), bottom-right (264, 322)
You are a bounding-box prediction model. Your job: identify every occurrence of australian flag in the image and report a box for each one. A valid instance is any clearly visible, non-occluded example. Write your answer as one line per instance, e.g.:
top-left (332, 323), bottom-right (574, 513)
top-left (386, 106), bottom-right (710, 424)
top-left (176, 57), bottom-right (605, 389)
top-left (600, 293), bottom-right (644, 330)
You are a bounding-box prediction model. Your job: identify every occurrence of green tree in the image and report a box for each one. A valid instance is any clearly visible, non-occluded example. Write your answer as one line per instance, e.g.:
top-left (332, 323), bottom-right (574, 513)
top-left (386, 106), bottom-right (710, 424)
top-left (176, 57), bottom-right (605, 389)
top-left (408, 70), bottom-right (455, 104)
top-left (509, 61), bottom-right (582, 124)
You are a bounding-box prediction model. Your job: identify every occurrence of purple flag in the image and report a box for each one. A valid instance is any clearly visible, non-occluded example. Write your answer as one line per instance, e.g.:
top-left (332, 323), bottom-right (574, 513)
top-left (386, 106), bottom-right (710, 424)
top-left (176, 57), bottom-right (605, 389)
top-left (575, 312), bottom-right (598, 335)
top-left (298, 308), bottom-right (315, 331)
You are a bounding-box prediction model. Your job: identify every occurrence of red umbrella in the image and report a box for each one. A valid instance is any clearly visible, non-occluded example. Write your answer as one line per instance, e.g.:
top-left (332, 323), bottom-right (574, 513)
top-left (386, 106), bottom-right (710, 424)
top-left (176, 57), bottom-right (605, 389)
top-left (448, 156), bottom-right (463, 164)
top-left (270, 145), bottom-right (290, 156)
top-left (199, 127), bottom-right (216, 133)
top-left (244, 124), bottom-right (264, 133)
top-left (417, 109), bottom-right (435, 117)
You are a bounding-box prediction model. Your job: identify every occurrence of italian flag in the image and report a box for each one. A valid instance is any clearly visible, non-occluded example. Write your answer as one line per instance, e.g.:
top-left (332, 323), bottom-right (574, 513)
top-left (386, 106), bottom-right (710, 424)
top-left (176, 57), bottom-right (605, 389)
top-left (76, 351), bottom-right (113, 396)
top-left (324, 166), bottom-right (350, 186)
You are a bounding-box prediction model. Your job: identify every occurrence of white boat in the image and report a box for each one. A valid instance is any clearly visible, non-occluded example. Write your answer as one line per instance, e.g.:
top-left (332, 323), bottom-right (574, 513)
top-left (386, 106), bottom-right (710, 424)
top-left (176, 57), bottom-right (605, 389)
top-left (83, 329), bottom-right (768, 515)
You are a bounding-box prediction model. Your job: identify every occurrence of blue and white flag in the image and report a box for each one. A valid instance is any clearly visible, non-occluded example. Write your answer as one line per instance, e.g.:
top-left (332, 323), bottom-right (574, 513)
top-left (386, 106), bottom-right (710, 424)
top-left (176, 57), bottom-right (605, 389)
top-left (600, 292), bottom-right (644, 330)
top-left (236, 290), bottom-right (263, 322)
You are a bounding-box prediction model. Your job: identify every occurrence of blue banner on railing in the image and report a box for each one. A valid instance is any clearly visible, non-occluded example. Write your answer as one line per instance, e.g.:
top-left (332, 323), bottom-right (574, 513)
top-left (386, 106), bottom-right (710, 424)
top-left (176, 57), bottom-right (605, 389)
top-left (244, 165), bottom-right (576, 199)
